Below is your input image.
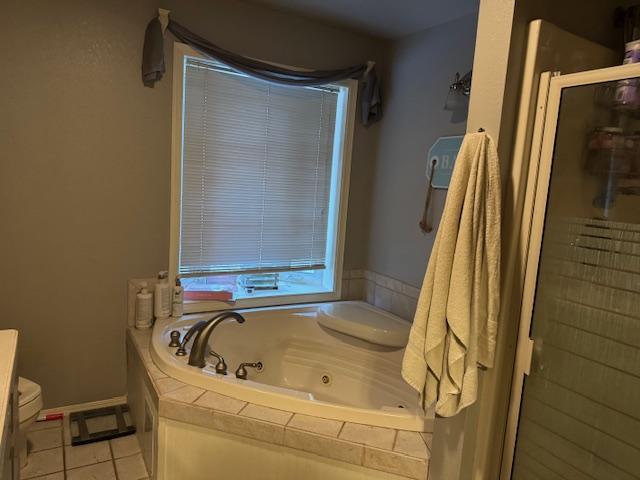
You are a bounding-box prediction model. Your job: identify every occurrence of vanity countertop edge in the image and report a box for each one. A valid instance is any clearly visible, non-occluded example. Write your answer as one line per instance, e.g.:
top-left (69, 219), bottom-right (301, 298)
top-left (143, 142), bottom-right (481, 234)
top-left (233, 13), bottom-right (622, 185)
top-left (0, 330), bottom-right (19, 478)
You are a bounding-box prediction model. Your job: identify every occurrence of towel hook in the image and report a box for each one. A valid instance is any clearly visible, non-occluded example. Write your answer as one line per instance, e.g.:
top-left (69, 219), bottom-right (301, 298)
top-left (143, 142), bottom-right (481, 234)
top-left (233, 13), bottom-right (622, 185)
top-left (419, 158), bottom-right (438, 233)
top-left (420, 130), bottom-right (483, 234)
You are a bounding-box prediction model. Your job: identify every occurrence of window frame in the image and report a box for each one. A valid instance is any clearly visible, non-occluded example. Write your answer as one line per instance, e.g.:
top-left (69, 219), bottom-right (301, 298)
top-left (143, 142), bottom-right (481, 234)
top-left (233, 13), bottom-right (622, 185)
top-left (169, 43), bottom-right (357, 314)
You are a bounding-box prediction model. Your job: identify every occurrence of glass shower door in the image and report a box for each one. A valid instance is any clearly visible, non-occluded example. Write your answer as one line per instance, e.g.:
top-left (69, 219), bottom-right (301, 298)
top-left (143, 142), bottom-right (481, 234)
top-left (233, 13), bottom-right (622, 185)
top-left (509, 65), bottom-right (640, 480)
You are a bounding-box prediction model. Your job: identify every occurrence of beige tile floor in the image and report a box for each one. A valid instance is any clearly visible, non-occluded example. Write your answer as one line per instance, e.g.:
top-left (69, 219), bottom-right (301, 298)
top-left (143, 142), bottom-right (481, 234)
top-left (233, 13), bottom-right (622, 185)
top-left (20, 417), bottom-right (149, 480)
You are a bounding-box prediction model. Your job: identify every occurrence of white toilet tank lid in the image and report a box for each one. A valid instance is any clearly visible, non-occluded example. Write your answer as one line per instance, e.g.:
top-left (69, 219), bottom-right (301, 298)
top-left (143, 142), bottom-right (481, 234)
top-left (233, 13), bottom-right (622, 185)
top-left (18, 377), bottom-right (41, 407)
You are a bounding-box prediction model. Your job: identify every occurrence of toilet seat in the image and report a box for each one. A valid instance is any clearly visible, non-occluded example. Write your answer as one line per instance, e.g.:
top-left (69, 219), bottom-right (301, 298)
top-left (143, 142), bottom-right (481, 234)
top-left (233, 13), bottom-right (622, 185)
top-left (18, 377), bottom-right (43, 424)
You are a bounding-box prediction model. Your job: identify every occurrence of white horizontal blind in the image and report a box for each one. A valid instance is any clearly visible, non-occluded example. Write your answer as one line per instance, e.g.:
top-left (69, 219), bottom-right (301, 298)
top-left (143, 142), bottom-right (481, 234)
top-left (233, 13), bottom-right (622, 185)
top-left (180, 58), bottom-right (339, 276)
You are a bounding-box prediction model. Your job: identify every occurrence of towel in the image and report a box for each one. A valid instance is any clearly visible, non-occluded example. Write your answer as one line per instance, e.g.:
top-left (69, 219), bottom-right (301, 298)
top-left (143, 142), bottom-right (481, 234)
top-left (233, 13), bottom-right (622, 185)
top-left (140, 15), bottom-right (382, 125)
top-left (402, 132), bottom-right (501, 417)
top-left (142, 17), bottom-right (165, 87)
top-left (360, 65), bottom-right (382, 126)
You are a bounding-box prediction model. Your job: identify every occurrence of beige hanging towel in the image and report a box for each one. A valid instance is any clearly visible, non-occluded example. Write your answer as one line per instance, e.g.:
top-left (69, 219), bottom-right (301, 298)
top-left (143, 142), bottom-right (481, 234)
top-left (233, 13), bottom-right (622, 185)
top-left (402, 132), bottom-right (501, 417)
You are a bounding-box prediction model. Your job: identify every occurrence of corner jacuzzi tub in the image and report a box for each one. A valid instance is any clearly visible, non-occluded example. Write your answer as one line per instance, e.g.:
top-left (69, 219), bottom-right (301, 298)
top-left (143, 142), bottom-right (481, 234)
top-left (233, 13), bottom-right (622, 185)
top-left (151, 301), bottom-right (433, 431)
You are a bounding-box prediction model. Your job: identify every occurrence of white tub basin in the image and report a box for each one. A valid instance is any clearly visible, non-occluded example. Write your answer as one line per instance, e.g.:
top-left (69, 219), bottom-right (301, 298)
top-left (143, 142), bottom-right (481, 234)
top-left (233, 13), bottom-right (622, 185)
top-left (151, 301), bottom-right (433, 431)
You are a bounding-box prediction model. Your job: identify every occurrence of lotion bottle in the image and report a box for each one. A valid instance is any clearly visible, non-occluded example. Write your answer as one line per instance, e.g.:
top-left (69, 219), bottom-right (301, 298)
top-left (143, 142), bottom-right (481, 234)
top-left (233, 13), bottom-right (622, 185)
top-left (172, 277), bottom-right (184, 318)
top-left (135, 282), bottom-right (154, 329)
top-left (154, 271), bottom-right (172, 320)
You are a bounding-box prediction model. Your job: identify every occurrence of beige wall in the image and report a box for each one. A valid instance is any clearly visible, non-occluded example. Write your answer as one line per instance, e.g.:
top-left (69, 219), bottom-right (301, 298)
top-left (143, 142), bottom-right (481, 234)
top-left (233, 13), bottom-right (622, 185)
top-left (365, 14), bottom-right (479, 288)
top-left (0, 0), bottom-right (386, 408)
top-left (448, 1), bottom-right (629, 479)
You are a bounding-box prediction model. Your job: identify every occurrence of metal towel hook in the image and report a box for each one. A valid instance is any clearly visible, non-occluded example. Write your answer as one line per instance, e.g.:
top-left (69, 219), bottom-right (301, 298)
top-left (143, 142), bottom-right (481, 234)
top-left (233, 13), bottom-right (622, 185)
top-left (419, 158), bottom-right (438, 233)
top-left (419, 129), bottom-right (484, 234)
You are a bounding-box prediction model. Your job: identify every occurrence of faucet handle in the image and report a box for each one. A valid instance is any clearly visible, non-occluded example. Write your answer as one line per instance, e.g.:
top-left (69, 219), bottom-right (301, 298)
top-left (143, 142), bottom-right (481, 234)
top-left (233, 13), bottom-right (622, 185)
top-left (169, 330), bottom-right (181, 347)
top-left (209, 350), bottom-right (228, 375)
top-left (235, 362), bottom-right (263, 380)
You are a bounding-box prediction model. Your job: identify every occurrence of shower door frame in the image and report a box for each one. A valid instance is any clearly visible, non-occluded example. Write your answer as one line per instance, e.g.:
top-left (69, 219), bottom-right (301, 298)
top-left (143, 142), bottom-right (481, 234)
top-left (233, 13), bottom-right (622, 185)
top-left (500, 62), bottom-right (640, 479)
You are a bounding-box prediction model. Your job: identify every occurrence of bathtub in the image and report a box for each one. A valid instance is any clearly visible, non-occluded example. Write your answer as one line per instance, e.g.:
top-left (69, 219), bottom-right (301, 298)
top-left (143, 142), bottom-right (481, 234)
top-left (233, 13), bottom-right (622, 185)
top-left (151, 301), bottom-right (433, 431)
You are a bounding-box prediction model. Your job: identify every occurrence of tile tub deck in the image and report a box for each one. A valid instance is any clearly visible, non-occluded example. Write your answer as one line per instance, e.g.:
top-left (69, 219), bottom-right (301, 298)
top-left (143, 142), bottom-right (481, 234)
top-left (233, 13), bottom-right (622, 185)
top-left (128, 328), bottom-right (431, 480)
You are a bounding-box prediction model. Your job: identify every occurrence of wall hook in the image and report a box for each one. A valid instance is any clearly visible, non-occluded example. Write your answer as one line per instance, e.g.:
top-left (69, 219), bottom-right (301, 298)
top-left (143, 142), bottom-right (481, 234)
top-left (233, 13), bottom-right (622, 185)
top-left (419, 158), bottom-right (438, 233)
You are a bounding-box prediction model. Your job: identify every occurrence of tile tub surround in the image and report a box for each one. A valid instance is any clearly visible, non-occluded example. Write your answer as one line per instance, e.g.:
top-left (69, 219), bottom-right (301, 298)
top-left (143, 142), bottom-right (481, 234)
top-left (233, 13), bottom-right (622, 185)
top-left (128, 328), bottom-right (431, 479)
top-left (20, 417), bottom-right (148, 480)
top-left (129, 270), bottom-right (420, 325)
top-left (342, 270), bottom-right (421, 321)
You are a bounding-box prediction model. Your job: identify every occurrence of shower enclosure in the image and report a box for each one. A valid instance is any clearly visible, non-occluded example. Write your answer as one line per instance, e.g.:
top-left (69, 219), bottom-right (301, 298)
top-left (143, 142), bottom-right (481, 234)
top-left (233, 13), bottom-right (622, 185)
top-left (503, 63), bottom-right (640, 479)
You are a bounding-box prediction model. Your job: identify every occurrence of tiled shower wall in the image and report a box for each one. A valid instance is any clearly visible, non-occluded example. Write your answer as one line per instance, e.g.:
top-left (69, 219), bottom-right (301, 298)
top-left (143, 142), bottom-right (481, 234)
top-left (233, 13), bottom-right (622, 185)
top-left (342, 270), bottom-right (420, 321)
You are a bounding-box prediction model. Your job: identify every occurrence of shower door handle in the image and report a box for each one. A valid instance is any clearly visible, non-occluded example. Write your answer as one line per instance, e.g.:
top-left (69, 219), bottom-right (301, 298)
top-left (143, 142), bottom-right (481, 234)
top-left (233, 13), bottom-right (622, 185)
top-left (523, 337), bottom-right (535, 376)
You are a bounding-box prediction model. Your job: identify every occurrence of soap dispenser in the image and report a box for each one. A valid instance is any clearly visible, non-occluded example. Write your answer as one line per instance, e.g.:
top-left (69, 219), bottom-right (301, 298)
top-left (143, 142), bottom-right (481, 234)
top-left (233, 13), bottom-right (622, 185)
top-left (154, 271), bottom-right (172, 320)
top-left (135, 282), bottom-right (154, 329)
top-left (172, 277), bottom-right (184, 318)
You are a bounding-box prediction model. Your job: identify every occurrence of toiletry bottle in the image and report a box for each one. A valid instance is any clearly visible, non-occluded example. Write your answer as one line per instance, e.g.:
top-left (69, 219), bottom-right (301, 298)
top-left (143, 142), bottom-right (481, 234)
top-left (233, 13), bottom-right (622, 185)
top-left (135, 282), bottom-right (154, 329)
top-left (154, 271), bottom-right (172, 320)
top-left (172, 277), bottom-right (184, 318)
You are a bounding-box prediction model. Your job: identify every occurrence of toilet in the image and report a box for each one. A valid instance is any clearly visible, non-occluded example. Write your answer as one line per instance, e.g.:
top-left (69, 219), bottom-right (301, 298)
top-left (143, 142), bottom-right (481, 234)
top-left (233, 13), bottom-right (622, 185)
top-left (17, 377), bottom-right (43, 467)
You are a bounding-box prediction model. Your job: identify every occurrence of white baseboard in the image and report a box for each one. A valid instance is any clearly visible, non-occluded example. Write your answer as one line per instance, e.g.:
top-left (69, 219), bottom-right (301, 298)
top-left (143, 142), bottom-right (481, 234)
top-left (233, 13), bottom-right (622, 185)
top-left (40, 395), bottom-right (128, 417)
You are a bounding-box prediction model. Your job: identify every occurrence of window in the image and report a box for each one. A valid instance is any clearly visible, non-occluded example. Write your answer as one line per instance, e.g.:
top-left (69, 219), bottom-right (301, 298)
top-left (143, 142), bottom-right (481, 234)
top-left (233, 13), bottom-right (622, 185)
top-left (170, 44), bottom-right (356, 312)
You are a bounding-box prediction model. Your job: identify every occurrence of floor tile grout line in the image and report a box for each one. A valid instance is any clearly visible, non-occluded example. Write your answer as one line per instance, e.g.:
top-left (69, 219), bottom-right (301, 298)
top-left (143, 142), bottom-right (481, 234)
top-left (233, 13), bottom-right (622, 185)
top-left (65, 460), bottom-right (115, 479)
top-left (114, 449), bottom-right (143, 461)
top-left (20, 449), bottom-right (65, 480)
top-left (30, 420), bottom-right (62, 432)
top-left (113, 438), bottom-right (149, 480)
top-left (60, 421), bottom-right (67, 480)
top-left (24, 443), bottom-right (63, 455)
top-left (108, 438), bottom-right (120, 480)
top-left (23, 426), bottom-right (65, 479)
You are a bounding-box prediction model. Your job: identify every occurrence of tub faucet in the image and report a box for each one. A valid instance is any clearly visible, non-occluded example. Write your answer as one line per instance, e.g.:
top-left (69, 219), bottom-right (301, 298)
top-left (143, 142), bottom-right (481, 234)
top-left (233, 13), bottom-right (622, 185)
top-left (188, 312), bottom-right (245, 368)
top-left (175, 320), bottom-right (208, 356)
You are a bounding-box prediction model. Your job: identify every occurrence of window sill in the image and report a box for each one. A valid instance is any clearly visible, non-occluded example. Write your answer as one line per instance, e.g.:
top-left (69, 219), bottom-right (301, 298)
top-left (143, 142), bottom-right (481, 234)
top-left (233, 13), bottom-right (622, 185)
top-left (183, 290), bottom-right (342, 314)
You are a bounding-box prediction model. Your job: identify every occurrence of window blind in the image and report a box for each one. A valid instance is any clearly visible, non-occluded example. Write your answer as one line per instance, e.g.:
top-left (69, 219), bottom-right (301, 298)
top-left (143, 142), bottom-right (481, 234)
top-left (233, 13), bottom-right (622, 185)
top-left (179, 58), bottom-right (339, 276)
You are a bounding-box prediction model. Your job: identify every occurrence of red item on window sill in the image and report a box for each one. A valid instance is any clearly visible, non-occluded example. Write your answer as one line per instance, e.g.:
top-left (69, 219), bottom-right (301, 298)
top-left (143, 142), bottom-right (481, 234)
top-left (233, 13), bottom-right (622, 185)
top-left (184, 290), bottom-right (234, 302)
